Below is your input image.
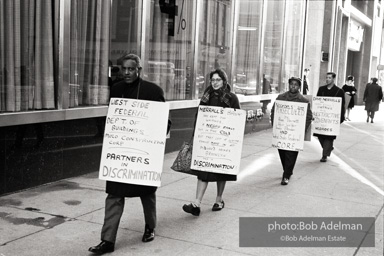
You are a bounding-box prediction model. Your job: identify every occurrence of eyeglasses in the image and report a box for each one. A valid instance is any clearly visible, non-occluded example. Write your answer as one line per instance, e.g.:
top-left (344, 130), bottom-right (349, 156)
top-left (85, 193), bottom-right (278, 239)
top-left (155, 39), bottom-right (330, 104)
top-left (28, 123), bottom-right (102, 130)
top-left (211, 78), bottom-right (222, 82)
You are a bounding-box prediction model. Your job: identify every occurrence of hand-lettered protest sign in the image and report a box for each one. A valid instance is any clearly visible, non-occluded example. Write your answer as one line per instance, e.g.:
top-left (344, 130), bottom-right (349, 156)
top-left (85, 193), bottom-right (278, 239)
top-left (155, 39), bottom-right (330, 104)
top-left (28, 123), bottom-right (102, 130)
top-left (99, 98), bottom-right (169, 187)
top-left (312, 96), bottom-right (342, 136)
top-left (272, 100), bottom-right (308, 151)
top-left (191, 106), bottom-right (246, 175)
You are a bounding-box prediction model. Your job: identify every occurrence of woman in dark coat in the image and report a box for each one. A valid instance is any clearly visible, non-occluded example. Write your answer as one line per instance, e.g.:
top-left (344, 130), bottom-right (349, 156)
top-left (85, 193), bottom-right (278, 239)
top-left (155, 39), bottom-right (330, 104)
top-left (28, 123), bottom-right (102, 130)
top-left (342, 75), bottom-right (357, 121)
top-left (182, 68), bottom-right (240, 216)
top-left (364, 77), bottom-right (383, 123)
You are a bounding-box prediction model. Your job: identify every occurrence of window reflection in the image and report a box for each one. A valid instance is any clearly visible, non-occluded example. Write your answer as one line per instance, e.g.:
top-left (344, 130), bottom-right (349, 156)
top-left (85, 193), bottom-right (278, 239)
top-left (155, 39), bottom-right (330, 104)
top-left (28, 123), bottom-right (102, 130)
top-left (110, 0), bottom-right (140, 86)
top-left (262, 0), bottom-right (284, 94)
top-left (233, 0), bottom-right (263, 96)
top-left (196, 0), bottom-right (232, 98)
top-left (69, 0), bottom-right (111, 107)
top-left (144, 0), bottom-right (194, 100)
top-left (0, 1), bottom-right (55, 112)
top-left (283, 1), bottom-right (305, 92)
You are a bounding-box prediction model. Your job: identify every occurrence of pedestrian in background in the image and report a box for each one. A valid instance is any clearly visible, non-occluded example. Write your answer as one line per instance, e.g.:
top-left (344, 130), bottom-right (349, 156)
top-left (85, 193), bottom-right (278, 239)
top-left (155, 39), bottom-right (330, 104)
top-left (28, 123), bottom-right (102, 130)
top-left (363, 77), bottom-right (383, 123)
top-left (89, 54), bottom-right (171, 255)
top-left (182, 68), bottom-right (240, 216)
top-left (342, 75), bottom-right (357, 121)
top-left (270, 77), bottom-right (313, 185)
top-left (302, 68), bottom-right (310, 95)
top-left (313, 72), bottom-right (345, 162)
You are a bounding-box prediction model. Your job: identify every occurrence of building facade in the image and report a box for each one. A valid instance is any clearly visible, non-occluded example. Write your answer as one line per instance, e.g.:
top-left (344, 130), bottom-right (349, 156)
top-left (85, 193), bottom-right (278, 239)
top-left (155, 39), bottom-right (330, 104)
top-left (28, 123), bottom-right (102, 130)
top-left (304, 0), bottom-right (384, 102)
top-left (0, 0), bottom-right (382, 195)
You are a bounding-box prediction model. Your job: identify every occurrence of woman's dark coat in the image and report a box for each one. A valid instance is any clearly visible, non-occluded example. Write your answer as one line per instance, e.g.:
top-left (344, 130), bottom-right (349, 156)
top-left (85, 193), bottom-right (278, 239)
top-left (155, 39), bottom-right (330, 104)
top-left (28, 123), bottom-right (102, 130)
top-left (193, 85), bottom-right (241, 182)
top-left (342, 84), bottom-right (357, 109)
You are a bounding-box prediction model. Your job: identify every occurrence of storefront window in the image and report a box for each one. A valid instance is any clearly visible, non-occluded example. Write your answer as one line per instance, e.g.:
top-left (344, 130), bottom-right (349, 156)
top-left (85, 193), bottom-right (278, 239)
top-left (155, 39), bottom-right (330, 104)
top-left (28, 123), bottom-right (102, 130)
top-left (196, 0), bottom-right (233, 98)
top-left (69, 0), bottom-right (111, 107)
top-left (110, 0), bottom-right (140, 83)
top-left (143, 0), bottom-right (195, 100)
top-left (283, 0), bottom-right (305, 88)
top-left (262, 0), bottom-right (284, 94)
top-left (0, 0), bottom-right (55, 112)
top-left (232, 0), bottom-right (263, 96)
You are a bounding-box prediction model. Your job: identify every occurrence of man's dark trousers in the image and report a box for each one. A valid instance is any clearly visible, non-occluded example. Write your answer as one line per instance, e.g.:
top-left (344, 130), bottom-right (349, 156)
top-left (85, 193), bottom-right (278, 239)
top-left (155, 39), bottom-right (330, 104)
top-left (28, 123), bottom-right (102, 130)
top-left (317, 135), bottom-right (334, 157)
top-left (101, 193), bottom-right (156, 243)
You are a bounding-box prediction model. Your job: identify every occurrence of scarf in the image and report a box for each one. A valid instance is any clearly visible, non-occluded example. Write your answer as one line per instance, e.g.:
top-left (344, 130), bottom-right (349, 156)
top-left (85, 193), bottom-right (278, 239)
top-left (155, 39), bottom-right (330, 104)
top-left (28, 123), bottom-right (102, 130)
top-left (200, 84), bottom-right (232, 107)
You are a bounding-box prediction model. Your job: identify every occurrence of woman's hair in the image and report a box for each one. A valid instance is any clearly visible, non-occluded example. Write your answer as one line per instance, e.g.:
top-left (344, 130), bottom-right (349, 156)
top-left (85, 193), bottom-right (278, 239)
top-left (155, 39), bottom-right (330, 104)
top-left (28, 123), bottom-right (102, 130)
top-left (347, 75), bottom-right (354, 81)
top-left (209, 68), bottom-right (229, 87)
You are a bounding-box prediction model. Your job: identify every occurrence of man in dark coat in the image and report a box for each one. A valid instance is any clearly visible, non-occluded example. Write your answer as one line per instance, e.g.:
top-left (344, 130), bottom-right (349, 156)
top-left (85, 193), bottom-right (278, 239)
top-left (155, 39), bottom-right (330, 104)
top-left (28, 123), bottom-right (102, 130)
top-left (271, 77), bottom-right (313, 185)
top-left (89, 54), bottom-right (171, 255)
top-left (364, 77), bottom-right (383, 123)
top-left (313, 72), bottom-right (345, 162)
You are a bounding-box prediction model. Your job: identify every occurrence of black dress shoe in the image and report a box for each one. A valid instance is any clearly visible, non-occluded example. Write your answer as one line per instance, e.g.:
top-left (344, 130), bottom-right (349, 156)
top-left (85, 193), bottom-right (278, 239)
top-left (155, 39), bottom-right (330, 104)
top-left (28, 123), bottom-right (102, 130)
top-left (182, 203), bottom-right (201, 216)
top-left (142, 224), bottom-right (155, 242)
top-left (281, 177), bottom-right (289, 185)
top-left (320, 156), bottom-right (327, 162)
top-left (89, 240), bottom-right (114, 255)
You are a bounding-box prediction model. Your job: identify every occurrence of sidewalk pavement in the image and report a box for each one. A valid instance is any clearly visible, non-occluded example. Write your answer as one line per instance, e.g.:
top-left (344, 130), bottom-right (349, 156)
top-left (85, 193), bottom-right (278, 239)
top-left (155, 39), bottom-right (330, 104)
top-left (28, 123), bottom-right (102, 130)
top-left (0, 106), bottom-right (383, 256)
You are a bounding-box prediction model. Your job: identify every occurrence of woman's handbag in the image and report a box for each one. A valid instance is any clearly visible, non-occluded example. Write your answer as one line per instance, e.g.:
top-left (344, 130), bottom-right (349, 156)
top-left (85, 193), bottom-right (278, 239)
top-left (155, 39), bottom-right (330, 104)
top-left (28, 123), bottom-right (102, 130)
top-left (171, 140), bottom-right (197, 175)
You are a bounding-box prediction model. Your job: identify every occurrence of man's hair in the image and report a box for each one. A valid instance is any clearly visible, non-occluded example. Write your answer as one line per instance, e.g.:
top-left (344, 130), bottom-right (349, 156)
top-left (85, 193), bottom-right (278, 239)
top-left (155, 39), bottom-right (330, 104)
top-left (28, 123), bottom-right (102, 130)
top-left (372, 77), bottom-right (378, 83)
top-left (327, 72), bottom-right (336, 78)
top-left (120, 53), bottom-right (142, 69)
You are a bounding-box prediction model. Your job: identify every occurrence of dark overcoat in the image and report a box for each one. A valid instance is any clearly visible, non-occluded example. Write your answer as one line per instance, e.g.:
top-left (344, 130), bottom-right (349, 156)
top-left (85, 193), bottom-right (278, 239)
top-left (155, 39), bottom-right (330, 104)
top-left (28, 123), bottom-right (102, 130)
top-left (364, 82), bottom-right (383, 112)
top-left (106, 78), bottom-right (170, 197)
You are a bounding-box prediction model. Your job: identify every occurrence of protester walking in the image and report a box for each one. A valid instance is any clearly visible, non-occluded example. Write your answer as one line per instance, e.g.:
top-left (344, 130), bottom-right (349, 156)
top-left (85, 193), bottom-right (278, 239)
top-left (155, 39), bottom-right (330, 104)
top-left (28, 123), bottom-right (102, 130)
top-left (270, 77), bottom-right (313, 185)
top-left (364, 77), bottom-right (383, 123)
top-left (342, 75), bottom-right (357, 121)
top-left (182, 68), bottom-right (240, 216)
top-left (313, 72), bottom-right (345, 162)
top-left (89, 54), bottom-right (171, 255)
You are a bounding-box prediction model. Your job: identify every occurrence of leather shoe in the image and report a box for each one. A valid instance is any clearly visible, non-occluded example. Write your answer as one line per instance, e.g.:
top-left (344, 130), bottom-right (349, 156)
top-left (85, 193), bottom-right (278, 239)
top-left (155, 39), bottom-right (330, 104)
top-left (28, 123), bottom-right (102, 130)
top-left (142, 224), bottom-right (155, 242)
top-left (89, 240), bottom-right (114, 255)
top-left (320, 156), bottom-right (327, 162)
top-left (281, 177), bottom-right (289, 185)
top-left (182, 203), bottom-right (200, 216)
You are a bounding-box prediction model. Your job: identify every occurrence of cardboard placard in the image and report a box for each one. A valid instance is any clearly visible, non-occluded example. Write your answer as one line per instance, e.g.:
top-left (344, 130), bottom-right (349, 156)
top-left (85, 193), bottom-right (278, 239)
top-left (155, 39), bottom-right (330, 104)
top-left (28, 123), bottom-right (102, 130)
top-left (312, 96), bottom-right (342, 136)
top-left (99, 98), bottom-right (169, 187)
top-left (191, 106), bottom-right (246, 175)
top-left (272, 100), bottom-right (308, 151)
